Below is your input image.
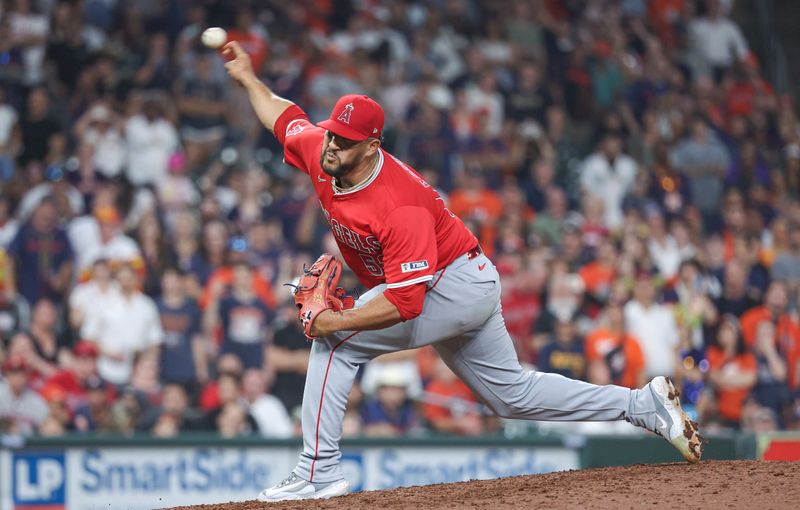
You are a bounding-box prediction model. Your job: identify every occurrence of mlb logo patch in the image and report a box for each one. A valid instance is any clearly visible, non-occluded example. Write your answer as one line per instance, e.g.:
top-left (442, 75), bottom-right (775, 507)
top-left (400, 260), bottom-right (429, 273)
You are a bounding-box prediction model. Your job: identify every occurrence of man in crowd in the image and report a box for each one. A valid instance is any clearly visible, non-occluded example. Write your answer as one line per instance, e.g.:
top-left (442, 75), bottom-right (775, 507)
top-left (81, 263), bottom-right (163, 386)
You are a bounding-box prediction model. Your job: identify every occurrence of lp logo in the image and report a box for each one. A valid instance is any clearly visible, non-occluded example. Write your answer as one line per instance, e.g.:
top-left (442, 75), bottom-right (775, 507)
top-left (13, 452), bottom-right (66, 504)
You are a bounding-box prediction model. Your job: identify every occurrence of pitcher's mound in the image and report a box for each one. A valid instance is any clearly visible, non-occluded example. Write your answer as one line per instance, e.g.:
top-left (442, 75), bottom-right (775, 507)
top-left (165, 460), bottom-right (799, 510)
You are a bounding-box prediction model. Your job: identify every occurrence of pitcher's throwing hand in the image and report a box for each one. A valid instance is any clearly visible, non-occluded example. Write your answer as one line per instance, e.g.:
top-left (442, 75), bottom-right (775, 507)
top-left (222, 41), bottom-right (255, 86)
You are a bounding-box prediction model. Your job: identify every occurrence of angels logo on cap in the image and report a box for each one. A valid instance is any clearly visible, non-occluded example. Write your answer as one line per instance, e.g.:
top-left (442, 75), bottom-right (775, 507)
top-left (318, 94), bottom-right (384, 141)
top-left (337, 103), bottom-right (354, 124)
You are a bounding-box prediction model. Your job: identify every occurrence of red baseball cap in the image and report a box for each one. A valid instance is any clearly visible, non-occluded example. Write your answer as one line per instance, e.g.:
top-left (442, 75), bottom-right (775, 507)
top-left (73, 341), bottom-right (100, 359)
top-left (317, 94), bottom-right (384, 141)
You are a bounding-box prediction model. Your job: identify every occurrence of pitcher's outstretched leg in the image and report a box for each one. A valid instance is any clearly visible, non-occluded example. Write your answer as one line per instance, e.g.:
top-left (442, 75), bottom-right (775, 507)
top-left (434, 307), bottom-right (703, 462)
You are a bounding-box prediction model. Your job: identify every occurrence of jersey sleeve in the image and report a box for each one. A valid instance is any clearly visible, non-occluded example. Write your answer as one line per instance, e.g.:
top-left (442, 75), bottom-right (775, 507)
top-left (379, 206), bottom-right (438, 321)
top-left (273, 104), bottom-right (325, 175)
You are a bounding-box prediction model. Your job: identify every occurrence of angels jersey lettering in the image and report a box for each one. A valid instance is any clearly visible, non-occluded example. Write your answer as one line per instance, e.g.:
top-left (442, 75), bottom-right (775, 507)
top-left (274, 105), bottom-right (477, 293)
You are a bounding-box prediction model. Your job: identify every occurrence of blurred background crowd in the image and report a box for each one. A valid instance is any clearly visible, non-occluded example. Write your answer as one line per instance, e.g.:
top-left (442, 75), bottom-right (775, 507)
top-left (1, 0), bottom-right (800, 440)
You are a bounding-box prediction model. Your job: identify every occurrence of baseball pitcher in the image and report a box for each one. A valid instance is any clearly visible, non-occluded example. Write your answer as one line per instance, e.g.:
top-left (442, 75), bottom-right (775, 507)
top-left (222, 41), bottom-right (703, 502)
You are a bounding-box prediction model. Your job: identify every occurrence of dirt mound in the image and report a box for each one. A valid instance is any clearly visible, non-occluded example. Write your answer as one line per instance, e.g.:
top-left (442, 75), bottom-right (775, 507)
top-left (166, 460), bottom-right (799, 510)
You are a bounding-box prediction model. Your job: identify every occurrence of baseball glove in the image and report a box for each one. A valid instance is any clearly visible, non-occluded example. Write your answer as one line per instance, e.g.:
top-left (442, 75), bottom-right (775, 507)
top-left (290, 253), bottom-right (354, 339)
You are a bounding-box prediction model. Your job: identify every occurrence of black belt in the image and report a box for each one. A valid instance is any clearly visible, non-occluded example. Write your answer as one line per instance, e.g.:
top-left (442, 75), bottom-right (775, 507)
top-left (466, 244), bottom-right (482, 260)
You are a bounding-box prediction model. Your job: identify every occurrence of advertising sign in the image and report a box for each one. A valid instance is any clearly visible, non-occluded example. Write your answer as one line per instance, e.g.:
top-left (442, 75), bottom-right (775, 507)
top-left (0, 444), bottom-right (577, 509)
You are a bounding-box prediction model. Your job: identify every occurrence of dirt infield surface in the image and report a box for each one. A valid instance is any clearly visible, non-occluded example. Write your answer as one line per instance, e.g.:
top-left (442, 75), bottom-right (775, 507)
top-left (166, 460), bottom-right (799, 510)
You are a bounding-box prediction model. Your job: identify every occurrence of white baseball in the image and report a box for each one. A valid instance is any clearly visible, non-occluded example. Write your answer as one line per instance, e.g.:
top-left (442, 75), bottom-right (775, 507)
top-left (201, 27), bottom-right (227, 49)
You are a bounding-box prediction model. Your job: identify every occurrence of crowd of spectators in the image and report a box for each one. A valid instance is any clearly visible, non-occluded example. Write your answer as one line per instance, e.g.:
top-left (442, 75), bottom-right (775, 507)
top-left (1, 0), bottom-right (800, 440)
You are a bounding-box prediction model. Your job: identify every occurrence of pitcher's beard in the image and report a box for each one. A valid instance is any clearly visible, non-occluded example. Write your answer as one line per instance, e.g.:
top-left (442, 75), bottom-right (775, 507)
top-left (320, 155), bottom-right (357, 179)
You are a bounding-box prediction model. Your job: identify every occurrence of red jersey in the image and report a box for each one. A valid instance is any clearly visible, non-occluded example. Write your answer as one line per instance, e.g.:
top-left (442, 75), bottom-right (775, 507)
top-left (274, 105), bottom-right (477, 319)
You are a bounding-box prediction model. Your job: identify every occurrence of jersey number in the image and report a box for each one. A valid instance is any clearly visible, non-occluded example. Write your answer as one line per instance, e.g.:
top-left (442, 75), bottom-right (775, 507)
top-left (359, 254), bottom-right (384, 277)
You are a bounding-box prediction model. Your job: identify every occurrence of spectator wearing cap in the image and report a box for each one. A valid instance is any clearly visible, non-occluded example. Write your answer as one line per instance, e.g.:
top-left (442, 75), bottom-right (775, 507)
top-left (72, 375), bottom-right (114, 432)
top-left (585, 302), bottom-right (646, 390)
top-left (0, 356), bottom-right (48, 435)
top-left (624, 268), bottom-right (680, 379)
top-left (73, 102), bottom-right (125, 179)
top-left (706, 315), bottom-right (757, 426)
top-left (76, 205), bottom-right (142, 279)
top-left (39, 382), bottom-right (71, 433)
top-left (7, 198), bottom-right (74, 305)
top-left (68, 257), bottom-right (119, 331)
top-left (43, 340), bottom-right (105, 413)
top-left (740, 281), bottom-right (800, 389)
top-left (124, 97), bottom-right (179, 187)
top-left (17, 164), bottom-right (84, 221)
top-left (204, 260), bottom-right (273, 370)
top-left (360, 353), bottom-right (424, 403)
top-left (81, 263), bottom-right (164, 385)
top-left (362, 366), bottom-right (419, 437)
top-left (158, 267), bottom-right (207, 388)
top-left (579, 131), bottom-right (637, 231)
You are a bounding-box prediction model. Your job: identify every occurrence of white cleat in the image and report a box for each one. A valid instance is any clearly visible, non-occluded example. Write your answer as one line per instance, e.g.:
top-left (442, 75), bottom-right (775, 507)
top-left (257, 472), bottom-right (350, 502)
top-left (647, 376), bottom-right (704, 463)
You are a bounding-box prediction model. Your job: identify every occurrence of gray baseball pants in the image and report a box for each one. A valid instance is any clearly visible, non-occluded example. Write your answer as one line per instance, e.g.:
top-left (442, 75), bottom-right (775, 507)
top-left (294, 251), bottom-right (657, 483)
